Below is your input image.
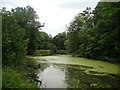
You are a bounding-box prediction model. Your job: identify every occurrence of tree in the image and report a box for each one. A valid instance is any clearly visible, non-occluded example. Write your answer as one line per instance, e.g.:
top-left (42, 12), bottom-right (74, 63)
top-left (66, 2), bottom-right (120, 62)
top-left (67, 7), bottom-right (93, 55)
top-left (53, 32), bottom-right (67, 50)
top-left (92, 2), bottom-right (120, 62)
top-left (2, 8), bottom-right (28, 65)
top-left (11, 6), bottom-right (43, 55)
top-left (37, 31), bottom-right (55, 50)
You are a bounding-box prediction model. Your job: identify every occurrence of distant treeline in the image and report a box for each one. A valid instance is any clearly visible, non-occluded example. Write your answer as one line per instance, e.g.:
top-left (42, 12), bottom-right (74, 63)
top-left (66, 2), bottom-right (120, 63)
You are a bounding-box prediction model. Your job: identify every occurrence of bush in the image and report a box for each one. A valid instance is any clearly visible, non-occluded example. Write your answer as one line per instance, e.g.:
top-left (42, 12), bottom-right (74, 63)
top-left (2, 67), bottom-right (37, 88)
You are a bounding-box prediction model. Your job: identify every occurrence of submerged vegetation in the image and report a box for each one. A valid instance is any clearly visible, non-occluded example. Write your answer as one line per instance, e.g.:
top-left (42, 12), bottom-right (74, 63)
top-left (34, 57), bottom-right (120, 88)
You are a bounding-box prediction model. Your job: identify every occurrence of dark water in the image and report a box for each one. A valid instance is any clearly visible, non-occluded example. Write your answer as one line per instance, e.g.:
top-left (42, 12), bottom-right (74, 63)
top-left (33, 55), bottom-right (120, 88)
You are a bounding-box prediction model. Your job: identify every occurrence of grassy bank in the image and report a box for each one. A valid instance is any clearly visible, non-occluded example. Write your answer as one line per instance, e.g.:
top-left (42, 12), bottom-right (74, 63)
top-left (2, 57), bottom-right (39, 88)
top-left (56, 50), bottom-right (67, 54)
top-left (33, 50), bottom-right (67, 56)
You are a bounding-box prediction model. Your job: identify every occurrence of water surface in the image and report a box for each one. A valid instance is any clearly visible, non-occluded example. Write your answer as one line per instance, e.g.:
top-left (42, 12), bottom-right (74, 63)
top-left (33, 55), bottom-right (120, 88)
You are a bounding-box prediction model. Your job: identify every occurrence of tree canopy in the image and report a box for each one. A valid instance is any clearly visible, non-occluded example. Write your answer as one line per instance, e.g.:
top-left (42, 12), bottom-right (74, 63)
top-left (2, 6), bottom-right (45, 64)
top-left (52, 32), bottom-right (67, 50)
top-left (66, 2), bottom-right (120, 63)
top-left (2, 2), bottom-right (120, 65)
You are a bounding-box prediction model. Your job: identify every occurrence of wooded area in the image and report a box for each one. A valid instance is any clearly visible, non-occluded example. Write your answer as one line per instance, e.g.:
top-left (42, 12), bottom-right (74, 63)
top-left (66, 2), bottom-right (120, 63)
top-left (2, 2), bottom-right (120, 65)
top-left (2, 1), bottom-right (120, 88)
top-left (2, 6), bottom-right (67, 65)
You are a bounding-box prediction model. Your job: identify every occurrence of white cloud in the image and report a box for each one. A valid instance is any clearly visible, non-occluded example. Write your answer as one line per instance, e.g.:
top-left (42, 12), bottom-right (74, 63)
top-left (0, 0), bottom-right (99, 36)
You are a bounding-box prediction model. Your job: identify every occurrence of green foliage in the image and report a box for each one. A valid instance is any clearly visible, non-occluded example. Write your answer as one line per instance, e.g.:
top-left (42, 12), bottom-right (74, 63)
top-left (2, 6), bottom-right (47, 64)
top-left (33, 50), bottom-right (67, 56)
top-left (37, 31), bottom-right (55, 50)
top-left (2, 67), bottom-right (37, 88)
top-left (53, 32), bottom-right (67, 50)
top-left (11, 6), bottom-right (42, 55)
top-left (56, 50), bottom-right (67, 54)
top-left (2, 6), bottom-right (42, 88)
top-left (33, 50), bottom-right (51, 56)
top-left (2, 56), bottom-right (39, 88)
top-left (67, 7), bottom-right (93, 55)
top-left (66, 2), bottom-right (120, 63)
top-left (2, 8), bottom-right (28, 65)
top-left (91, 2), bottom-right (120, 62)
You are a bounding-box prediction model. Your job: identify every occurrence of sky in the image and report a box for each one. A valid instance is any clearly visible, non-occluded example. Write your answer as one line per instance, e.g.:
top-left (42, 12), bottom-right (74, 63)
top-left (0, 0), bottom-right (101, 37)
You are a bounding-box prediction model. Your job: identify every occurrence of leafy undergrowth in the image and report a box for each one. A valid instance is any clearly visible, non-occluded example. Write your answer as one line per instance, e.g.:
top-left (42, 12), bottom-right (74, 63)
top-left (2, 57), bottom-right (39, 88)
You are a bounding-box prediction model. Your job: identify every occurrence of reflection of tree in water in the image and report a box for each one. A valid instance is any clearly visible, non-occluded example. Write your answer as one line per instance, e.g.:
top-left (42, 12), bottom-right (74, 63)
top-left (64, 64), bottom-right (120, 88)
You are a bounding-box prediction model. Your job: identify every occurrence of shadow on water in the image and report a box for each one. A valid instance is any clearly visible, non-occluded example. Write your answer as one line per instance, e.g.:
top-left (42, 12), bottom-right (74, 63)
top-left (36, 63), bottom-right (120, 89)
